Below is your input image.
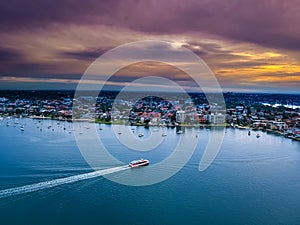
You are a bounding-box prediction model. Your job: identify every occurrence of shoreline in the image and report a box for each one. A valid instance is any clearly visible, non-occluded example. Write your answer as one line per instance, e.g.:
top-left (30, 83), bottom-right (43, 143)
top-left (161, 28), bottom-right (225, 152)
top-left (1, 115), bottom-right (299, 142)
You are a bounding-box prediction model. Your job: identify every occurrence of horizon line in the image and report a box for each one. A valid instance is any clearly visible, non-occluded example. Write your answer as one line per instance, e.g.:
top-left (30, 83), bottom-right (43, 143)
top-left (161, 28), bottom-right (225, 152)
top-left (0, 89), bottom-right (299, 95)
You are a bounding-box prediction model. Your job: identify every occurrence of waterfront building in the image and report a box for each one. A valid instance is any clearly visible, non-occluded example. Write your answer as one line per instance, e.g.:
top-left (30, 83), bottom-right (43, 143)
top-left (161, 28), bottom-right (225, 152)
top-left (211, 113), bottom-right (226, 124)
top-left (176, 110), bottom-right (186, 123)
top-left (268, 121), bottom-right (288, 131)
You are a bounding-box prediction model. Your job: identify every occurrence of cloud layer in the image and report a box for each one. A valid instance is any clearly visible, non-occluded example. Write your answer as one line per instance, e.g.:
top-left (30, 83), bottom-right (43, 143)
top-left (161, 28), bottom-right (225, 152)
top-left (0, 0), bottom-right (299, 93)
top-left (1, 0), bottom-right (299, 50)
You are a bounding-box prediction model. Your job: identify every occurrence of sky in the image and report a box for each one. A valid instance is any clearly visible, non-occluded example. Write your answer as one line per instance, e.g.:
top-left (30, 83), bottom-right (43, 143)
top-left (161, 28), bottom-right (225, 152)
top-left (0, 0), bottom-right (299, 93)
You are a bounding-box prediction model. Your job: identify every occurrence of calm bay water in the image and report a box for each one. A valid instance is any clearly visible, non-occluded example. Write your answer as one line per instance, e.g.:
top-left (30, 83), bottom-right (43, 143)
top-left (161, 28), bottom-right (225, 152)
top-left (0, 118), bottom-right (300, 225)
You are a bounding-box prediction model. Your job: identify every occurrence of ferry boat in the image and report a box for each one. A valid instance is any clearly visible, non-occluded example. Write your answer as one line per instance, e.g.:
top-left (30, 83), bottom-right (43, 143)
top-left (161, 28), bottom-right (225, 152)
top-left (129, 159), bottom-right (149, 168)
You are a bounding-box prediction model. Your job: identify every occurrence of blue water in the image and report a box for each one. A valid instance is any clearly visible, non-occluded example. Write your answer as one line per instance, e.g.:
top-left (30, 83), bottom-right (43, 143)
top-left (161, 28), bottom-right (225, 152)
top-left (0, 118), bottom-right (300, 225)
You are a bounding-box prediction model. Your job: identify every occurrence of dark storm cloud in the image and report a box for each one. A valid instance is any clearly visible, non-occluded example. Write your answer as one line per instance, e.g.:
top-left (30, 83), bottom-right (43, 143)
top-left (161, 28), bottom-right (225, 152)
top-left (0, 62), bottom-right (56, 75)
top-left (62, 48), bottom-right (110, 60)
top-left (0, 47), bottom-right (25, 72)
top-left (0, 47), bottom-right (23, 61)
top-left (0, 69), bottom-right (82, 80)
top-left (1, 0), bottom-right (299, 50)
top-left (0, 0), bottom-right (119, 30)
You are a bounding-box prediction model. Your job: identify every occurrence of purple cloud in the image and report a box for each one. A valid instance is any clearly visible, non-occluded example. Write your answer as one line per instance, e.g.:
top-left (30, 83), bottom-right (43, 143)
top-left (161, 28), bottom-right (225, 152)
top-left (0, 0), bottom-right (299, 50)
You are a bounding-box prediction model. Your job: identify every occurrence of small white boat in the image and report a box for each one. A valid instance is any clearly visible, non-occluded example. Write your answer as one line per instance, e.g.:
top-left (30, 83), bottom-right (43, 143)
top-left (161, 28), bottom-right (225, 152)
top-left (138, 133), bottom-right (144, 137)
top-left (162, 133), bottom-right (167, 137)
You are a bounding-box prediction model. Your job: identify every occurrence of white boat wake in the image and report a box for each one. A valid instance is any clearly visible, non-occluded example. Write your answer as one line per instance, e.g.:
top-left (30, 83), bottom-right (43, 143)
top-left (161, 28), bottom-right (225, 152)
top-left (0, 165), bottom-right (129, 199)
